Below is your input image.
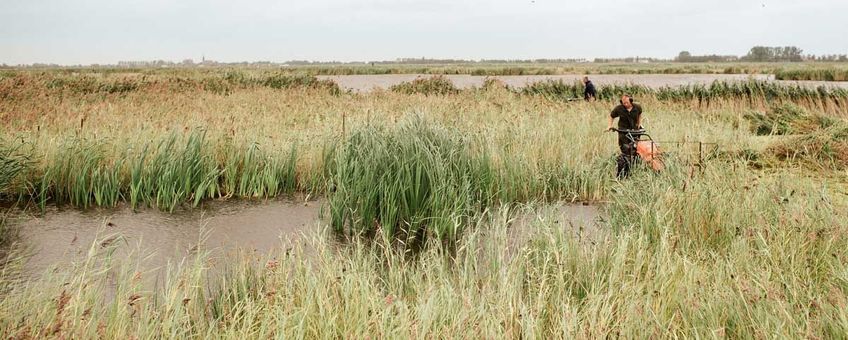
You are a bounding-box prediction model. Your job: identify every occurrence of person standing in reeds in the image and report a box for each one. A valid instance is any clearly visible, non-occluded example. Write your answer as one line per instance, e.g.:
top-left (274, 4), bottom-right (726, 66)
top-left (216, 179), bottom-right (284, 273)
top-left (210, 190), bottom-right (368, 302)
top-left (582, 76), bottom-right (596, 101)
top-left (606, 94), bottom-right (642, 178)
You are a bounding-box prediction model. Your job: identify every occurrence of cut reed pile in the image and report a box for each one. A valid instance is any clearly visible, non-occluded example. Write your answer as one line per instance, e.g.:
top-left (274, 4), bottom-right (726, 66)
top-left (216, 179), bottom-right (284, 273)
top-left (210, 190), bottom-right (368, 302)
top-left (743, 103), bottom-right (837, 135)
top-left (767, 122), bottom-right (848, 170)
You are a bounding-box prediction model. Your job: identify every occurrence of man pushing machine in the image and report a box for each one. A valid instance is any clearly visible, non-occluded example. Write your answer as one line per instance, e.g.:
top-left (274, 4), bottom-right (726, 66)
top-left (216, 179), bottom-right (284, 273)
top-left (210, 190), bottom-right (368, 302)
top-left (606, 94), bottom-right (642, 179)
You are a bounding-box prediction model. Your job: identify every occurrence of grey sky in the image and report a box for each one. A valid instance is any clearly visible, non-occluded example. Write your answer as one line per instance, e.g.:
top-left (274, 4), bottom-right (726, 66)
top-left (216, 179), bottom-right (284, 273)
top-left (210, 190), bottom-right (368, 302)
top-left (1, 0), bottom-right (846, 65)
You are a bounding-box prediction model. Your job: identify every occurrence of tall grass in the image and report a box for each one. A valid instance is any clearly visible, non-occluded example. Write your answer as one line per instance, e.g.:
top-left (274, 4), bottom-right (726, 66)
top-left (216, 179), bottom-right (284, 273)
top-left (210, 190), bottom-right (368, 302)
top-left (2, 163), bottom-right (846, 337)
top-left (128, 131), bottom-right (221, 211)
top-left (655, 80), bottom-right (848, 107)
top-left (221, 142), bottom-right (299, 199)
top-left (775, 68), bottom-right (848, 81)
top-left (32, 132), bottom-right (219, 211)
top-left (13, 131), bottom-right (301, 212)
top-left (1, 68), bottom-right (848, 338)
top-left (521, 80), bottom-right (653, 101)
top-left (3, 72), bottom-right (840, 215)
top-left (4, 69), bottom-right (845, 112)
top-left (0, 142), bottom-right (29, 200)
top-left (518, 79), bottom-right (848, 112)
top-left (325, 114), bottom-right (621, 244)
top-left (0, 72), bottom-right (341, 100)
top-left (389, 76), bottom-right (459, 95)
top-left (326, 115), bottom-right (494, 243)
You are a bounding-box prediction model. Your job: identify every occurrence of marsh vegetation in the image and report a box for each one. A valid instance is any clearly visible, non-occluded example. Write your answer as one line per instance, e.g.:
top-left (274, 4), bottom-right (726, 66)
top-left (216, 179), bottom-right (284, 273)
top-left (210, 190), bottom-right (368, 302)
top-left (0, 69), bottom-right (846, 338)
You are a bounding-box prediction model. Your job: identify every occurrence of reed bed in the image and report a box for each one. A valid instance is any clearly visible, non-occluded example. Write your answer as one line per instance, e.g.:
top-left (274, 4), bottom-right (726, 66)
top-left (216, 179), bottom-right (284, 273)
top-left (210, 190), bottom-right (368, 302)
top-left (2, 72), bottom-right (839, 214)
top-left (516, 78), bottom-right (848, 114)
top-left (0, 71), bottom-right (341, 101)
top-left (1, 160), bottom-right (845, 338)
top-left (12, 132), bottom-right (302, 212)
top-left (775, 68), bottom-right (848, 82)
top-left (4, 71), bottom-right (846, 113)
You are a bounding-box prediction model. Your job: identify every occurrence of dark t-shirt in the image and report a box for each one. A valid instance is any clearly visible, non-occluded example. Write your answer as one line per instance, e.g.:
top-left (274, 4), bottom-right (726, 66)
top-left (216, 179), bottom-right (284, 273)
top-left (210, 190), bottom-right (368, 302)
top-left (610, 104), bottom-right (642, 147)
top-left (584, 81), bottom-right (596, 100)
top-left (610, 104), bottom-right (642, 129)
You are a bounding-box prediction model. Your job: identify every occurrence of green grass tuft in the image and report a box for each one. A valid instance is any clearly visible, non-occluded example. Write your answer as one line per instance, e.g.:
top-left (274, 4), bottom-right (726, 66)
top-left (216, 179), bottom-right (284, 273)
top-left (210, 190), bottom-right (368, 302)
top-left (326, 114), bottom-right (493, 244)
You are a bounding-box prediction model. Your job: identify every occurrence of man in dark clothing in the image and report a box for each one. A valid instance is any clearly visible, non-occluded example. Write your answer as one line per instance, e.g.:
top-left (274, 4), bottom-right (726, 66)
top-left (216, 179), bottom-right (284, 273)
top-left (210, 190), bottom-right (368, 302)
top-left (582, 76), bottom-right (596, 101)
top-left (606, 94), bottom-right (642, 178)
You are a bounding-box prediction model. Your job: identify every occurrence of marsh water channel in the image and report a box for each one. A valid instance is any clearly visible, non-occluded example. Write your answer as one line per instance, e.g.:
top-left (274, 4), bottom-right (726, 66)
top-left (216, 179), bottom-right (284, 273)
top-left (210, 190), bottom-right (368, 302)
top-left (318, 74), bottom-right (848, 92)
top-left (6, 199), bottom-right (602, 282)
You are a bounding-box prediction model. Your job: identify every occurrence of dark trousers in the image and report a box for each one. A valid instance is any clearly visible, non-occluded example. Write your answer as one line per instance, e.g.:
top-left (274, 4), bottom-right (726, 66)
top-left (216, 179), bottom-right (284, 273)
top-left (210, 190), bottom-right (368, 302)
top-left (616, 154), bottom-right (637, 179)
top-left (616, 143), bottom-right (637, 179)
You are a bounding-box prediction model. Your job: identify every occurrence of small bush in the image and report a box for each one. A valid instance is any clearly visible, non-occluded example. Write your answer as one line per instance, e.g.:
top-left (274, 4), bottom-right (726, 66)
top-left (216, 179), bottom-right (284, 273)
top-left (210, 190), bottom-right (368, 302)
top-left (43, 75), bottom-right (140, 95)
top-left (259, 74), bottom-right (341, 94)
top-left (202, 77), bottom-right (233, 95)
top-left (481, 77), bottom-right (508, 90)
top-left (389, 76), bottom-right (458, 95)
top-left (521, 80), bottom-right (583, 100)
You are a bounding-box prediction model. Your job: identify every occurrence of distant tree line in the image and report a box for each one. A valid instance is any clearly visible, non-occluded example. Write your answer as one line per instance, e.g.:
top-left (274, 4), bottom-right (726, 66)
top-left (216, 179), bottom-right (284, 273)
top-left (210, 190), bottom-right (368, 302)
top-left (806, 54), bottom-right (848, 62)
top-left (675, 46), bottom-right (845, 62)
top-left (742, 46), bottom-right (803, 62)
top-left (7, 45), bottom-right (848, 68)
top-left (592, 57), bottom-right (665, 63)
top-left (674, 51), bottom-right (738, 62)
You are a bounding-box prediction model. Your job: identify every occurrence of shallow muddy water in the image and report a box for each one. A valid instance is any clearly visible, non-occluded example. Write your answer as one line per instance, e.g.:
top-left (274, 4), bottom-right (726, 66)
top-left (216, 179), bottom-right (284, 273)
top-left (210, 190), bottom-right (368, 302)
top-left (11, 199), bottom-right (322, 277)
top-left (510, 203), bottom-right (604, 246)
top-left (8, 200), bottom-right (603, 280)
top-left (318, 74), bottom-right (848, 92)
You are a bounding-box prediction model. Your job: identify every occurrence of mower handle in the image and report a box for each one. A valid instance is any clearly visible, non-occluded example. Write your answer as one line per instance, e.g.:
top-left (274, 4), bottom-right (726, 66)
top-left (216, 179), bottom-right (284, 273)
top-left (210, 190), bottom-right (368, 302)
top-left (608, 127), bottom-right (646, 134)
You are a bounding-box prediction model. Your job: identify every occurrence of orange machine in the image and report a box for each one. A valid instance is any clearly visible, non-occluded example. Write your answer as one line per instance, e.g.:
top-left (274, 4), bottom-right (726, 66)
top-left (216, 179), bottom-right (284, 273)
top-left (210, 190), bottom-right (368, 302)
top-left (612, 128), bottom-right (665, 172)
top-left (635, 140), bottom-right (664, 171)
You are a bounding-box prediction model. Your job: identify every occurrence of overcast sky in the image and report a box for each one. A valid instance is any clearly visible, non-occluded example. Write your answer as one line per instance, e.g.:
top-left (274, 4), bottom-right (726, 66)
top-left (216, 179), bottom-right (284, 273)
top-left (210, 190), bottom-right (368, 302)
top-left (1, 0), bottom-right (846, 65)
